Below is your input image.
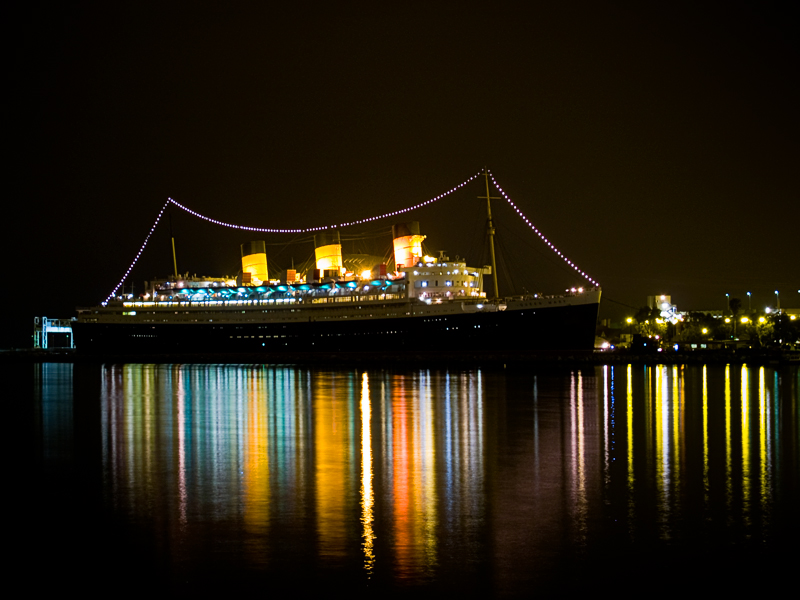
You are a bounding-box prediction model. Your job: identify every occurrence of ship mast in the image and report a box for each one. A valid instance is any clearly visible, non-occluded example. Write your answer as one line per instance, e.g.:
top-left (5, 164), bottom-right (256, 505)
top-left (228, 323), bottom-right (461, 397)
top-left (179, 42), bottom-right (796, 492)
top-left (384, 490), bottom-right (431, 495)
top-left (169, 210), bottom-right (179, 279)
top-left (478, 168), bottom-right (500, 299)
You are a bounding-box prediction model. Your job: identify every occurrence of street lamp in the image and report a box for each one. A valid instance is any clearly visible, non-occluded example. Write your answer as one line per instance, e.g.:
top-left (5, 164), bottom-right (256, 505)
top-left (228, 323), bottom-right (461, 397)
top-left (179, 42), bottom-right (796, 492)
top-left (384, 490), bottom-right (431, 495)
top-left (747, 291), bottom-right (751, 312)
top-left (775, 290), bottom-right (780, 312)
top-left (725, 293), bottom-right (730, 316)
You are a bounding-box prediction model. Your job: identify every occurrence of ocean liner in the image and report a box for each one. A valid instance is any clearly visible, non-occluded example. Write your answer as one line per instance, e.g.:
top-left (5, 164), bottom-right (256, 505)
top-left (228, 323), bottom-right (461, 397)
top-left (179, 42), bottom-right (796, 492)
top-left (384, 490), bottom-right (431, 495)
top-left (72, 175), bottom-right (600, 356)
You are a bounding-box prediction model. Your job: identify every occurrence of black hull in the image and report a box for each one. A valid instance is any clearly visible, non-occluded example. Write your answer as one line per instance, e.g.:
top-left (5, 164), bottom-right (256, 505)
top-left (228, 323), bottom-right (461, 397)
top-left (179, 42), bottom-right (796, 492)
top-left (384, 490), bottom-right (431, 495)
top-left (72, 302), bottom-right (599, 356)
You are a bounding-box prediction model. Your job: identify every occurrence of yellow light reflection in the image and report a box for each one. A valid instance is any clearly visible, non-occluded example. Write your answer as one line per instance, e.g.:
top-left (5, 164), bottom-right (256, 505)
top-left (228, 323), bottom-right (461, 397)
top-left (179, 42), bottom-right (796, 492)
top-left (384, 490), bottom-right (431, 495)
top-left (242, 367), bottom-right (270, 544)
top-left (360, 373), bottom-right (375, 576)
top-left (702, 366), bottom-right (709, 506)
top-left (741, 365), bottom-right (751, 526)
top-left (315, 374), bottom-right (355, 559)
top-left (725, 365), bottom-right (732, 519)
top-left (655, 366), bottom-right (670, 534)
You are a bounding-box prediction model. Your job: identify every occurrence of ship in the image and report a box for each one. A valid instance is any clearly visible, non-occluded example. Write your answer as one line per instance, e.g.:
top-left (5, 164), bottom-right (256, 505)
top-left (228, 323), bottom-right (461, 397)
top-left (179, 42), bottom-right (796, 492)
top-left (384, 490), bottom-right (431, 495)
top-left (72, 174), bottom-right (601, 357)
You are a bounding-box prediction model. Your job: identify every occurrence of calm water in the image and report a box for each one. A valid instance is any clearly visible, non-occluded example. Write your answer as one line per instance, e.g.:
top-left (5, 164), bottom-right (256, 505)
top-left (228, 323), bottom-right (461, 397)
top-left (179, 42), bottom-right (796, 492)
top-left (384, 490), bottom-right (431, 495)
top-left (24, 363), bottom-right (799, 596)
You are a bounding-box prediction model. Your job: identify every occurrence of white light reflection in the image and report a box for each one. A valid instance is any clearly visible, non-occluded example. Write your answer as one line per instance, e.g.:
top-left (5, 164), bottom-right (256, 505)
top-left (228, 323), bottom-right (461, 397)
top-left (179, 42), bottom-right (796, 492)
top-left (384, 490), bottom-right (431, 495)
top-left (177, 366), bottom-right (187, 527)
top-left (570, 371), bottom-right (587, 546)
top-left (603, 365), bottom-right (611, 488)
top-left (759, 366), bottom-right (770, 523)
top-left (626, 364), bottom-right (635, 538)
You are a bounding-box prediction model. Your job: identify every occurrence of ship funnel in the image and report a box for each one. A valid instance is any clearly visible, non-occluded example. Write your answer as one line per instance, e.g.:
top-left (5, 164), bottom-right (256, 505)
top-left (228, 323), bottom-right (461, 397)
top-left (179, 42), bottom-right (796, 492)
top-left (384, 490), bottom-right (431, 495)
top-left (314, 231), bottom-right (344, 275)
top-left (392, 221), bottom-right (426, 269)
top-left (241, 241), bottom-right (268, 285)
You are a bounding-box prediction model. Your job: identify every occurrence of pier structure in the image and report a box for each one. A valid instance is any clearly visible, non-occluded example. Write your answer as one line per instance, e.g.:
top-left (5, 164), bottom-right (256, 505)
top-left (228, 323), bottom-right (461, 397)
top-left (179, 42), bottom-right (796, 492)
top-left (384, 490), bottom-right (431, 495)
top-left (33, 317), bottom-right (75, 349)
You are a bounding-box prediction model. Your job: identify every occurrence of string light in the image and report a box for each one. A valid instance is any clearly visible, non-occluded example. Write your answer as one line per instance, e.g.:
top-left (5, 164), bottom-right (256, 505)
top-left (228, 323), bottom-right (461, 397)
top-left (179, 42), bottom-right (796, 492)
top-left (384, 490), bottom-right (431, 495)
top-left (167, 172), bottom-right (481, 232)
top-left (103, 169), bottom-right (598, 300)
top-left (488, 170), bottom-right (600, 287)
top-left (103, 199), bottom-right (172, 304)
top-left (103, 173), bottom-right (481, 300)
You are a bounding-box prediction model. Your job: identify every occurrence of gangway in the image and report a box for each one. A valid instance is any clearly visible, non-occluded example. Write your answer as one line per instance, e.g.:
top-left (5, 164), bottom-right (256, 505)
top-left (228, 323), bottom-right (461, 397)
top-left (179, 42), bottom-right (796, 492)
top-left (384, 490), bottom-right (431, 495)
top-left (33, 317), bottom-right (75, 349)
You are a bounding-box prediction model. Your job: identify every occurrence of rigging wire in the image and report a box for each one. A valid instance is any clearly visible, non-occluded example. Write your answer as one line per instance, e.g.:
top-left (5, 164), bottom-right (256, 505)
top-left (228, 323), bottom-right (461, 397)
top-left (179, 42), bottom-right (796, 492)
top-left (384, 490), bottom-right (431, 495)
top-left (493, 231), bottom-right (517, 297)
top-left (603, 297), bottom-right (640, 310)
top-left (495, 220), bottom-right (577, 276)
top-left (267, 228), bottom-right (394, 246)
top-left (488, 170), bottom-right (599, 287)
top-left (104, 200), bottom-right (171, 303)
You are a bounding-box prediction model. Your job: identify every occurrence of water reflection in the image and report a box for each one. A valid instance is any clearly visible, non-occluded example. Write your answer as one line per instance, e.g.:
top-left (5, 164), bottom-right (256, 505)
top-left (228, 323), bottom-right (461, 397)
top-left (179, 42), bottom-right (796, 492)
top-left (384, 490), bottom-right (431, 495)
top-left (360, 372), bottom-right (375, 576)
top-left (31, 362), bottom-right (799, 592)
top-left (91, 365), bottom-right (491, 587)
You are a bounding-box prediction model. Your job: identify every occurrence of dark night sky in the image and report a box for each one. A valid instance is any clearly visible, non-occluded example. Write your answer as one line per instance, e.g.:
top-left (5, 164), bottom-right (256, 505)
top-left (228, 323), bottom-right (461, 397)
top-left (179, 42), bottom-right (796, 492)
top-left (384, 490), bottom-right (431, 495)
top-left (8, 1), bottom-right (798, 347)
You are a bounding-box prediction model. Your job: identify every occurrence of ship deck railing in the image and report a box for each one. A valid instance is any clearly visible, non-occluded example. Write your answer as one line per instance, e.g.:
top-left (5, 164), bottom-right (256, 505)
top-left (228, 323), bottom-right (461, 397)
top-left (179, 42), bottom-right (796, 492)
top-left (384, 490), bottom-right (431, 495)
top-left (102, 293), bottom-right (407, 310)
